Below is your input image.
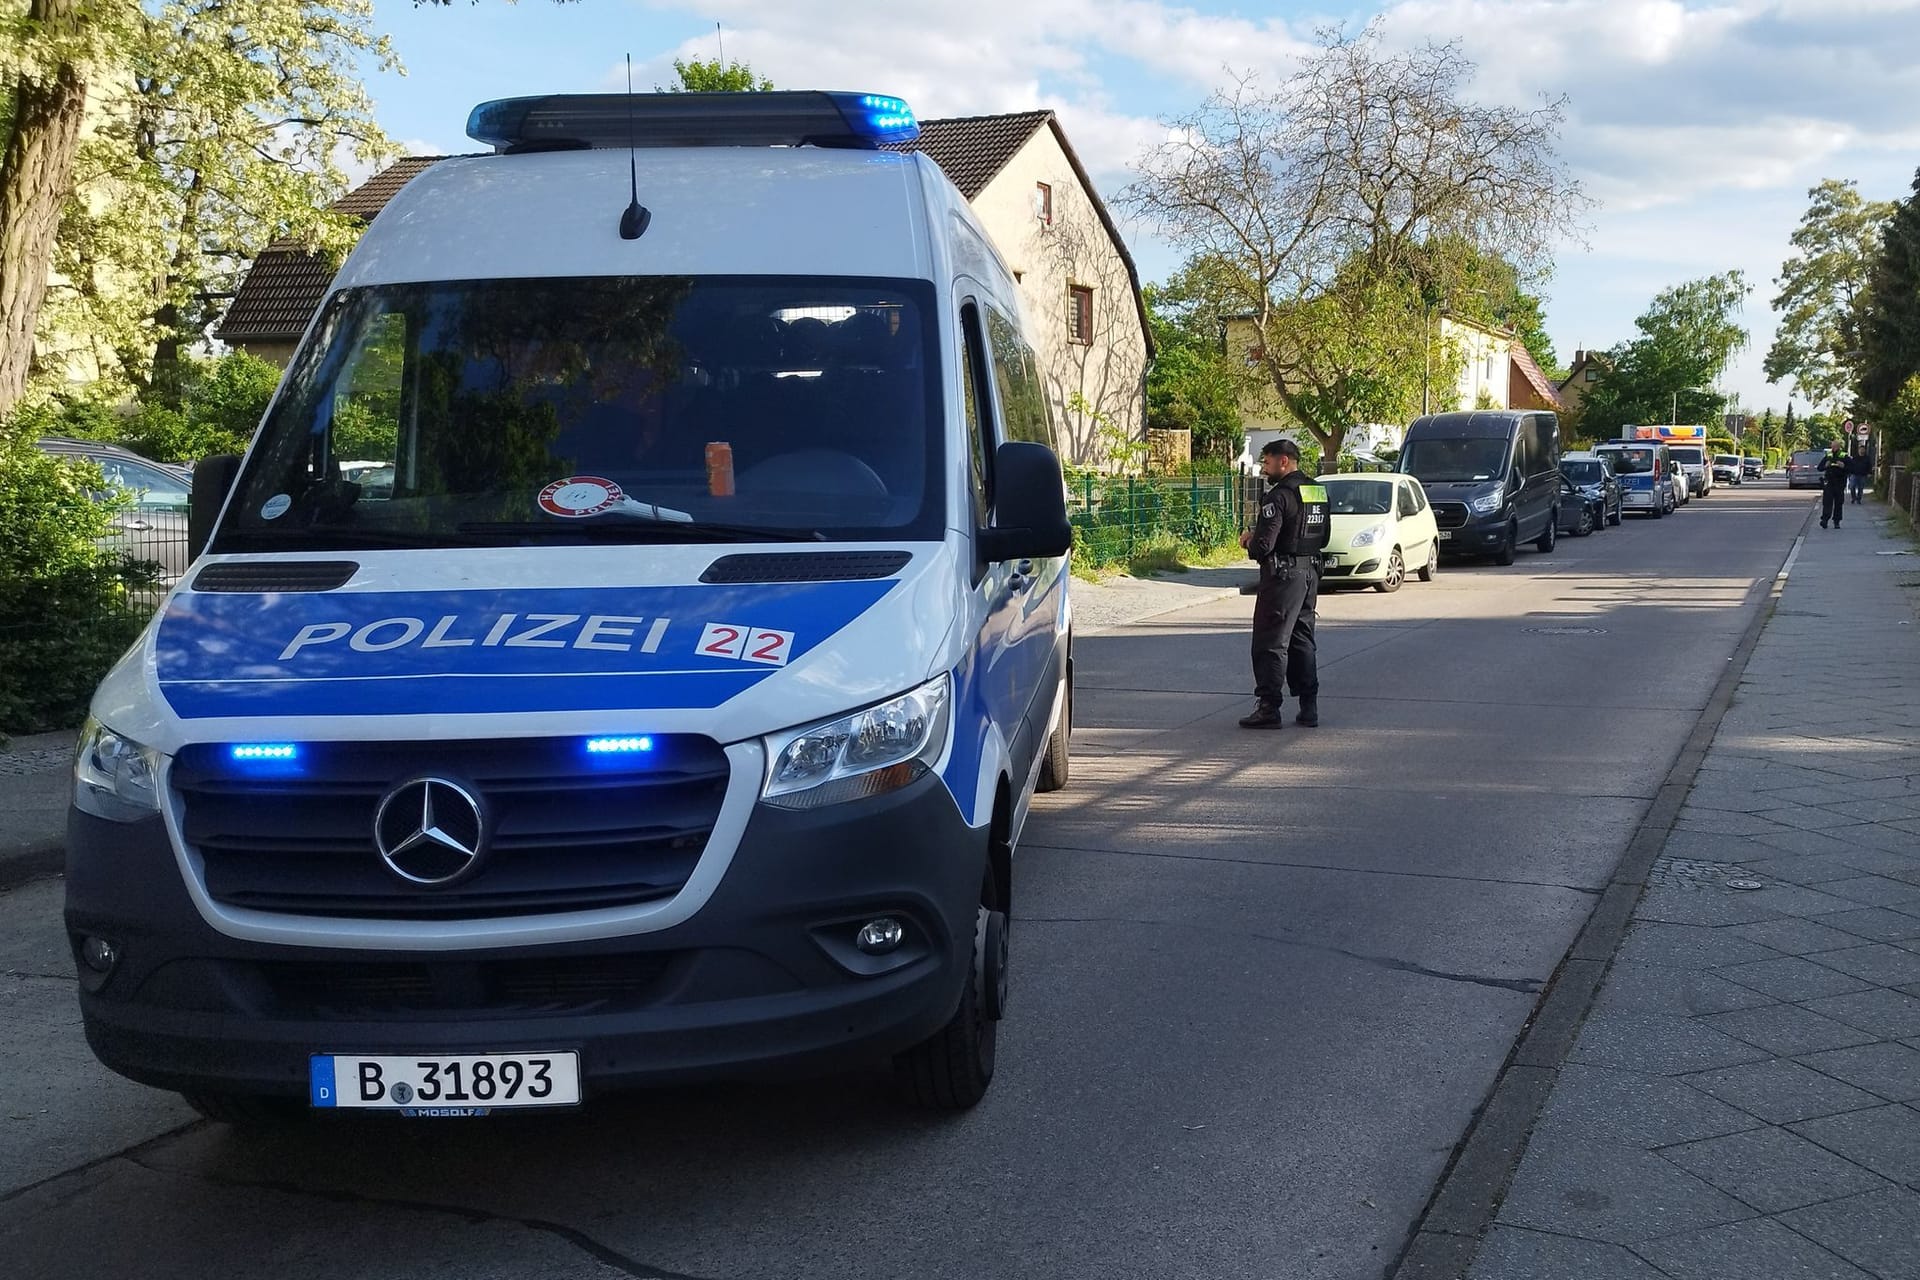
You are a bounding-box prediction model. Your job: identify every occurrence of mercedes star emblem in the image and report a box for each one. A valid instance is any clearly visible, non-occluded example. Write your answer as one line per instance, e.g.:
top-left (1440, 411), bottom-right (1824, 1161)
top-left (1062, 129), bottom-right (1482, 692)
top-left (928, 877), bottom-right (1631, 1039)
top-left (373, 777), bottom-right (487, 886)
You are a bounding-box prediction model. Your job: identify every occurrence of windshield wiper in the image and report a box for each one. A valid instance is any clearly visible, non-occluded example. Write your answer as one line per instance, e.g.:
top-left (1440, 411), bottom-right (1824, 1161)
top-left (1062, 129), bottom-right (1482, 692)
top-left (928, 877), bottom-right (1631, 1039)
top-left (457, 520), bottom-right (825, 543)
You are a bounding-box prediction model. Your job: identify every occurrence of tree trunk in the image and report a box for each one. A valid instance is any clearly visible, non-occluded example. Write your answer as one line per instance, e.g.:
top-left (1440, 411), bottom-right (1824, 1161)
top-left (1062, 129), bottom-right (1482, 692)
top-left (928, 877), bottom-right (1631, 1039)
top-left (0, 0), bottom-right (90, 417)
top-left (147, 171), bottom-right (205, 409)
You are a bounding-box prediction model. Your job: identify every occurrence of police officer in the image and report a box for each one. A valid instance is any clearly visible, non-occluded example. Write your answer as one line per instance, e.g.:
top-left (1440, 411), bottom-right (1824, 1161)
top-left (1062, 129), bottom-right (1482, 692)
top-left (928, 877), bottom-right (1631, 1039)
top-left (1819, 438), bottom-right (1850, 529)
top-left (1239, 439), bottom-right (1320, 730)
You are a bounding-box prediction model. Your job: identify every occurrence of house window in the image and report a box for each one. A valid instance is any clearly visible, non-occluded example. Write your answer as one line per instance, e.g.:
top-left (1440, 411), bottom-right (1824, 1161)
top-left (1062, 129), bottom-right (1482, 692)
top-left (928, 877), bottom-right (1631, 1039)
top-left (1584, 367), bottom-right (1599, 382)
top-left (1034, 182), bottom-right (1053, 224)
top-left (1068, 285), bottom-right (1094, 345)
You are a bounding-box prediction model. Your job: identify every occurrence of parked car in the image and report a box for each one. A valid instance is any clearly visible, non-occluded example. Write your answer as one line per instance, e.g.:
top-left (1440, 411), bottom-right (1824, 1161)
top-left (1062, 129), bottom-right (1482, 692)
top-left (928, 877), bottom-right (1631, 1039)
top-left (1317, 472), bottom-right (1440, 592)
top-left (1560, 453), bottom-right (1622, 529)
top-left (1555, 474), bottom-right (1602, 536)
top-left (1398, 410), bottom-right (1561, 565)
top-left (1671, 461), bottom-right (1691, 507)
top-left (1712, 453), bottom-right (1742, 486)
top-left (1742, 457), bottom-right (1763, 480)
top-left (1787, 448), bottom-right (1825, 489)
top-left (1595, 440), bottom-right (1677, 518)
top-left (35, 436), bottom-right (192, 584)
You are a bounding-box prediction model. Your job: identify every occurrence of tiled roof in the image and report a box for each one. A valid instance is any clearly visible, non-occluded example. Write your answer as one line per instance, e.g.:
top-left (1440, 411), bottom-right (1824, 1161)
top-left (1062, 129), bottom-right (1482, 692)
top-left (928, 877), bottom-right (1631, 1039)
top-left (884, 110), bottom-right (1053, 199)
top-left (1509, 339), bottom-right (1566, 410)
top-left (216, 157), bottom-right (450, 343)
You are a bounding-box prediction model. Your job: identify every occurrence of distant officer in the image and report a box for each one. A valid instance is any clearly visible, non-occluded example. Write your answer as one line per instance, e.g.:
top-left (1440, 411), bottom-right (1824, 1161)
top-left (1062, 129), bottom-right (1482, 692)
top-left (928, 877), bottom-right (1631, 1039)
top-left (1239, 439), bottom-right (1325, 729)
top-left (1819, 439), bottom-right (1850, 529)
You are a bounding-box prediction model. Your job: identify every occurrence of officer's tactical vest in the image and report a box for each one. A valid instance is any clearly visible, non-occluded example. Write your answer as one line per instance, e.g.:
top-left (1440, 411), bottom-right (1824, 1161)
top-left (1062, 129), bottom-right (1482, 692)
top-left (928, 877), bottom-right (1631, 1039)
top-left (1273, 475), bottom-right (1332, 554)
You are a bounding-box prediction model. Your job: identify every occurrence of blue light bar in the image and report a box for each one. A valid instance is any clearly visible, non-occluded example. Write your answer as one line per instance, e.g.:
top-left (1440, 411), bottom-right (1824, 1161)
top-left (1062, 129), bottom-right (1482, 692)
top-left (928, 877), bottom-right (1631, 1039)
top-left (465, 90), bottom-right (919, 153)
top-left (585, 736), bottom-right (654, 755)
top-left (230, 743), bottom-right (299, 761)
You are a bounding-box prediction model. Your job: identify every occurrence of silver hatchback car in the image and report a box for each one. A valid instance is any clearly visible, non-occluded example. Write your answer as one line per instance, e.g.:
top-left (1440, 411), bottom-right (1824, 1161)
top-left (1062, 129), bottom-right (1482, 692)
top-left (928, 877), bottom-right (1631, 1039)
top-left (36, 437), bottom-right (192, 585)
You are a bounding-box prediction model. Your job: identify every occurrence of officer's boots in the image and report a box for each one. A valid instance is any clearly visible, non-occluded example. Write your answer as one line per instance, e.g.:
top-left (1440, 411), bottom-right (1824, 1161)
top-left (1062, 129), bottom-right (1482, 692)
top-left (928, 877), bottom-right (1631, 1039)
top-left (1295, 696), bottom-right (1319, 728)
top-left (1239, 701), bottom-right (1284, 730)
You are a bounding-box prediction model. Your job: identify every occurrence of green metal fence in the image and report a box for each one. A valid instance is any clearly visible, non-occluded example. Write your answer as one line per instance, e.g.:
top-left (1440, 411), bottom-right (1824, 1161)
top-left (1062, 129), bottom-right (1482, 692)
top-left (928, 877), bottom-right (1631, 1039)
top-left (1068, 470), bottom-right (1253, 565)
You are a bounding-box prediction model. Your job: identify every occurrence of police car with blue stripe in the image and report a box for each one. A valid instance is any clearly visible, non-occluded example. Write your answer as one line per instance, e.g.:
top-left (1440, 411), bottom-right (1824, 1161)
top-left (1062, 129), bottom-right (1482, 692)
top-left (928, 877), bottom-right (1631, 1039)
top-left (65, 91), bottom-right (1074, 1118)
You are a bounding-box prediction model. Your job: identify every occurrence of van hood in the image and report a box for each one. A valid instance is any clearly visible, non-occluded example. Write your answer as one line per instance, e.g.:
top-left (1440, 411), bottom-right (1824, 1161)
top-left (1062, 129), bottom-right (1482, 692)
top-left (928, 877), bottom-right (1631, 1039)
top-left (98, 544), bottom-right (961, 753)
top-left (1413, 479), bottom-right (1504, 498)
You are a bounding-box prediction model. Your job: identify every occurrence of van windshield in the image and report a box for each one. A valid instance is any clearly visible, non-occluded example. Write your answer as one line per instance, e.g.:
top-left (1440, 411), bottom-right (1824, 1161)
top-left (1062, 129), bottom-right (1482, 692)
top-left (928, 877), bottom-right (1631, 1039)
top-left (1323, 479), bottom-right (1393, 515)
top-left (216, 276), bottom-right (945, 552)
top-left (1668, 446), bottom-right (1704, 466)
top-left (1398, 437), bottom-right (1510, 483)
top-left (1599, 446), bottom-right (1656, 474)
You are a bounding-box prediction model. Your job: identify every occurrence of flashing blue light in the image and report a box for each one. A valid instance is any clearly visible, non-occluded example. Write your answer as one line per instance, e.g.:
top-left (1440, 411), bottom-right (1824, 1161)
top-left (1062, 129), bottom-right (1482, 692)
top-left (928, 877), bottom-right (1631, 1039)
top-left (464, 90), bottom-right (918, 153)
top-left (230, 743), bottom-right (299, 762)
top-left (586, 736), bottom-right (654, 755)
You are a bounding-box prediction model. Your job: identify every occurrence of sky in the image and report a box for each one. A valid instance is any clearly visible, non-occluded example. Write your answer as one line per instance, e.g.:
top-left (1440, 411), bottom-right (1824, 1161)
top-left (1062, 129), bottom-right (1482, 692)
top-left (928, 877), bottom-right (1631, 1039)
top-left (353, 0), bottom-right (1920, 415)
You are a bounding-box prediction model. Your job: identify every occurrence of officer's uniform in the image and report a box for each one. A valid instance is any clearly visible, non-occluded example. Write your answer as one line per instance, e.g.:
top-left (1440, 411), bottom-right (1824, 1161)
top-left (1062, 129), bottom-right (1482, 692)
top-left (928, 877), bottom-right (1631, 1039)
top-left (1245, 471), bottom-right (1320, 725)
top-left (1819, 449), bottom-right (1850, 527)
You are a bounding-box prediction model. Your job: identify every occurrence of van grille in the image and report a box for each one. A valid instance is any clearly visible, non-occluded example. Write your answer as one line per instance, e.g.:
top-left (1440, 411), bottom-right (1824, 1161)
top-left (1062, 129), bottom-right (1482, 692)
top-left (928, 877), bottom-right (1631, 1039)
top-left (1431, 502), bottom-right (1469, 530)
top-left (172, 737), bottom-right (730, 921)
top-left (254, 954), bottom-right (674, 1018)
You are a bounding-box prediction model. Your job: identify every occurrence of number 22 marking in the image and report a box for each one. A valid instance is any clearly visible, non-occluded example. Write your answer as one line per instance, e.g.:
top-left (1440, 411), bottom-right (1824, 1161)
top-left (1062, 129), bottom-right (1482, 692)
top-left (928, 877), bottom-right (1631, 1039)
top-left (697, 622), bottom-right (792, 666)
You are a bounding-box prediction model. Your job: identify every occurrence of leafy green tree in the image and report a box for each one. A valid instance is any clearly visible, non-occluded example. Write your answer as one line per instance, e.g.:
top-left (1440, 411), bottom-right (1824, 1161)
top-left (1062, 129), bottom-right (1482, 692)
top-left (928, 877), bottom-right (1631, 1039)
top-left (1126, 26), bottom-right (1586, 459)
top-left (1861, 167), bottom-right (1920, 444)
top-left (1765, 180), bottom-right (1895, 411)
top-left (1578, 273), bottom-right (1751, 438)
top-left (1143, 269), bottom-right (1246, 465)
top-left (45, 0), bottom-right (399, 407)
top-left (659, 57), bottom-right (772, 93)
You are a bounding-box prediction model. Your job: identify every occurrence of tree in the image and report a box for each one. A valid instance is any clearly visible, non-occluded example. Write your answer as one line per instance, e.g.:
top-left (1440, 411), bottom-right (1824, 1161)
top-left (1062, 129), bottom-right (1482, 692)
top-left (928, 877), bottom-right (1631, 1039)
top-left (1125, 25), bottom-right (1586, 460)
top-left (42, 0), bottom-right (398, 406)
top-left (0, 0), bottom-right (101, 415)
top-left (1764, 180), bottom-right (1895, 411)
top-left (1860, 167), bottom-right (1920, 429)
top-left (1577, 273), bottom-right (1751, 438)
top-left (658, 57), bottom-right (772, 93)
top-left (1143, 266), bottom-right (1247, 464)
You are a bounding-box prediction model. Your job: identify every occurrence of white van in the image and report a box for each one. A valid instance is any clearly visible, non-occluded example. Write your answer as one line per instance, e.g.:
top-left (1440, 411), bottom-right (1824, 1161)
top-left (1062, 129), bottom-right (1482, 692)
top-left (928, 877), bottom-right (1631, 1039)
top-left (65, 91), bottom-right (1074, 1119)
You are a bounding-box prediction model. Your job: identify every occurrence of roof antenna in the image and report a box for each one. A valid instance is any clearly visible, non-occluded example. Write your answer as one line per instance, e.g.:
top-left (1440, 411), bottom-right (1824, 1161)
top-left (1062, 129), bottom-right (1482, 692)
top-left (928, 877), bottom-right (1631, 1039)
top-left (619, 53), bottom-right (651, 241)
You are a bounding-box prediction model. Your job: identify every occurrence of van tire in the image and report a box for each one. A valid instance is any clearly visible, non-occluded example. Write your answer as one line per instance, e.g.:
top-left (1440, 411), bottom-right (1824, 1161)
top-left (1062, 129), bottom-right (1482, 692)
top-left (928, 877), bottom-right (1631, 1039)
top-left (1608, 504), bottom-right (1622, 527)
top-left (895, 897), bottom-right (1001, 1110)
top-left (1535, 512), bottom-right (1557, 553)
top-left (1493, 523), bottom-right (1517, 566)
top-left (182, 1092), bottom-right (303, 1127)
top-left (1036, 680), bottom-right (1071, 793)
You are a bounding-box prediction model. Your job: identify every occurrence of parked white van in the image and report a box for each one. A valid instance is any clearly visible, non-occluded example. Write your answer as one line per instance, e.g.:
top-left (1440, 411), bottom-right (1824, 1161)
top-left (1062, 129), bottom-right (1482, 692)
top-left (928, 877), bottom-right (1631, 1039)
top-left (66, 91), bottom-right (1074, 1119)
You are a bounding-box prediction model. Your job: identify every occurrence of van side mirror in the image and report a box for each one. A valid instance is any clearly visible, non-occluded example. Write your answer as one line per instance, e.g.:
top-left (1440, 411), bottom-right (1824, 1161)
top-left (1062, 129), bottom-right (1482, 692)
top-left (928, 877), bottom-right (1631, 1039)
top-left (978, 441), bottom-right (1072, 562)
top-left (188, 453), bottom-right (243, 560)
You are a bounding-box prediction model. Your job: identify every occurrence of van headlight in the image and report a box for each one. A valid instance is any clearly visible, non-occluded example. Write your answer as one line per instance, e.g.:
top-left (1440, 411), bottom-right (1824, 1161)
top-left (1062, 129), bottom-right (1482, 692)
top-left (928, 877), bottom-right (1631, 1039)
top-left (74, 718), bottom-right (165, 822)
top-left (762, 675), bottom-right (951, 809)
top-left (1469, 491), bottom-right (1505, 514)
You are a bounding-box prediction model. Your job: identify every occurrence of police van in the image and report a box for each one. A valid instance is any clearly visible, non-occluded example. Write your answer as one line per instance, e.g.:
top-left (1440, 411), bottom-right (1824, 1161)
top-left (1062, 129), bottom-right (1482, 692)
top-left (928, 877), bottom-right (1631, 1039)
top-left (65, 91), bottom-right (1075, 1119)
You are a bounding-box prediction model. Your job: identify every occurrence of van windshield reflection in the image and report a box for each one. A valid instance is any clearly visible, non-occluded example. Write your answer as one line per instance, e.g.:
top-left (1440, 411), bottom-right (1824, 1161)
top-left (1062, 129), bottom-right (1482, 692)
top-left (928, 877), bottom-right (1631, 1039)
top-left (1399, 438), bottom-right (1509, 483)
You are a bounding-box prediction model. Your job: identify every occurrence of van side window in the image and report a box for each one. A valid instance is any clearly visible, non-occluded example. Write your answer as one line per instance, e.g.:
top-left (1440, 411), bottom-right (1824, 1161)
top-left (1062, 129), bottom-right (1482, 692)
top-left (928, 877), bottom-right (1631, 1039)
top-left (959, 304), bottom-right (993, 525)
top-left (1510, 427), bottom-right (1529, 480)
top-left (985, 305), bottom-right (1052, 449)
top-left (1530, 415), bottom-right (1558, 477)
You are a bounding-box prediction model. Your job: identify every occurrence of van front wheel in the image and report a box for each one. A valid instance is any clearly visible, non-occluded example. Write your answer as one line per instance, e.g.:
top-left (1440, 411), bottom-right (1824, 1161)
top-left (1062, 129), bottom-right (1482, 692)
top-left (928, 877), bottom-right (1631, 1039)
top-left (1036, 680), bottom-right (1070, 793)
top-left (1535, 512), bottom-right (1557, 553)
top-left (1493, 523), bottom-right (1518, 566)
top-left (895, 898), bottom-right (1003, 1110)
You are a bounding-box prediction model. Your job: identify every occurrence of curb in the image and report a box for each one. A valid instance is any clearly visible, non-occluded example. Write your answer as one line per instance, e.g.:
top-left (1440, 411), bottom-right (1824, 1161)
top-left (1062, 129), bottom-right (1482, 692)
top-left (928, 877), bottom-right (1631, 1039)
top-left (0, 838), bottom-right (64, 892)
top-left (1386, 505), bottom-right (1816, 1280)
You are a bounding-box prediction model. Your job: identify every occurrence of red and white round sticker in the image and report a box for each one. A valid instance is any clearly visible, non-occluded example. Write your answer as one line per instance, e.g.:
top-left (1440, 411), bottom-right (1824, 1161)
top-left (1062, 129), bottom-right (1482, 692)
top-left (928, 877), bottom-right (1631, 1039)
top-left (538, 476), bottom-right (623, 518)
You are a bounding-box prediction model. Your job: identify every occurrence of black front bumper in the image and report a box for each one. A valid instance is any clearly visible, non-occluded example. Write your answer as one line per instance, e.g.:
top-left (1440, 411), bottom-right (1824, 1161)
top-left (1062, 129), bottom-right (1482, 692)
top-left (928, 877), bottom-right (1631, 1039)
top-left (66, 772), bottom-right (985, 1100)
top-left (1436, 512), bottom-right (1511, 554)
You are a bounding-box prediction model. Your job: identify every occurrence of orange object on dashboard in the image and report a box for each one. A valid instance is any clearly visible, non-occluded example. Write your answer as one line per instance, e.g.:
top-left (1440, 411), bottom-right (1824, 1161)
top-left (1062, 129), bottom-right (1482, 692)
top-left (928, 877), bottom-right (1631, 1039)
top-left (705, 442), bottom-right (735, 497)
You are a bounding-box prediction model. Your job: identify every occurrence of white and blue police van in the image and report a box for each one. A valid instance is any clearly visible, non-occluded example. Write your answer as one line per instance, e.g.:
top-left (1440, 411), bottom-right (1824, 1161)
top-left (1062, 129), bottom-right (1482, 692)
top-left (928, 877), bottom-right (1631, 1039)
top-left (65, 91), bottom-right (1075, 1119)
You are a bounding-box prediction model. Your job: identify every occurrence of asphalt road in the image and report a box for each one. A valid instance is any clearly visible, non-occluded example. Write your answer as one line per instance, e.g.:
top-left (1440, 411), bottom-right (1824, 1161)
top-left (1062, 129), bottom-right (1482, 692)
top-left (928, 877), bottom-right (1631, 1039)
top-left (0, 480), bottom-right (1814, 1280)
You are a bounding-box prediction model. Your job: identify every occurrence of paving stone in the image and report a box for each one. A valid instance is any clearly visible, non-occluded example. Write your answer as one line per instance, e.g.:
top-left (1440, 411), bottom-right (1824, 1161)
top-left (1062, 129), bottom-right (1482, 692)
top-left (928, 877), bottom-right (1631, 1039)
top-left (1740, 854), bottom-right (1882, 886)
top-left (1790, 1103), bottom-right (1920, 1185)
top-left (1675, 810), bottom-right (1787, 837)
top-left (1755, 807), bottom-right (1871, 832)
top-left (1617, 923), bottom-right (1787, 970)
top-left (1770, 784), bottom-right (1872, 808)
top-left (1682, 1059), bottom-right (1884, 1125)
top-left (1797, 1042), bottom-right (1920, 1103)
top-left (1819, 908), bottom-right (1920, 944)
top-left (1717, 956), bottom-right (1876, 1003)
top-left (1754, 829), bottom-right (1882, 859)
top-left (1591, 964), bottom-right (1779, 1019)
top-left (1781, 1187), bottom-right (1920, 1280)
top-left (1660, 1126), bottom-right (1891, 1214)
top-left (1701, 1004), bottom-right (1880, 1057)
top-left (1467, 1226), bottom-right (1670, 1280)
top-left (1569, 1011), bottom-right (1773, 1077)
top-left (1495, 1132), bottom-right (1753, 1245)
top-left (1729, 918), bottom-right (1873, 956)
top-left (1833, 847), bottom-right (1920, 878)
top-left (1534, 1064), bottom-right (1759, 1150)
top-left (1732, 883), bottom-right (1873, 918)
top-left (1832, 823), bottom-right (1920, 857)
top-left (1635, 1216), bottom-right (1876, 1280)
top-left (1802, 989), bottom-right (1920, 1039)
top-left (1818, 876), bottom-right (1920, 910)
top-left (1822, 797), bottom-right (1920, 824)
top-left (1634, 886), bottom-right (1787, 928)
top-left (1813, 944), bottom-right (1920, 988)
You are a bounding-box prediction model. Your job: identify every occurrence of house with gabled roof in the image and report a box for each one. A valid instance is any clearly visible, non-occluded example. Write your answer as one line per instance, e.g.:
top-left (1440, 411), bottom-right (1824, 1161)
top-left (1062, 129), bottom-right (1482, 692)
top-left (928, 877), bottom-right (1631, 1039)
top-left (218, 112), bottom-right (1150, 464)
top-left (1508, 339), bottom-right (1566, 414)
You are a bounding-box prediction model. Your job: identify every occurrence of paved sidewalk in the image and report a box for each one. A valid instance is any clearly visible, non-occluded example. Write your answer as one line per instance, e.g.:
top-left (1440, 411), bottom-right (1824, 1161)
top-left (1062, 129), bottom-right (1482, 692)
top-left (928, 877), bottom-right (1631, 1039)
top-left (1467, 507), bottom-right (1920, 1279)
top-left (0, 729), bottom-right (78, 888)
